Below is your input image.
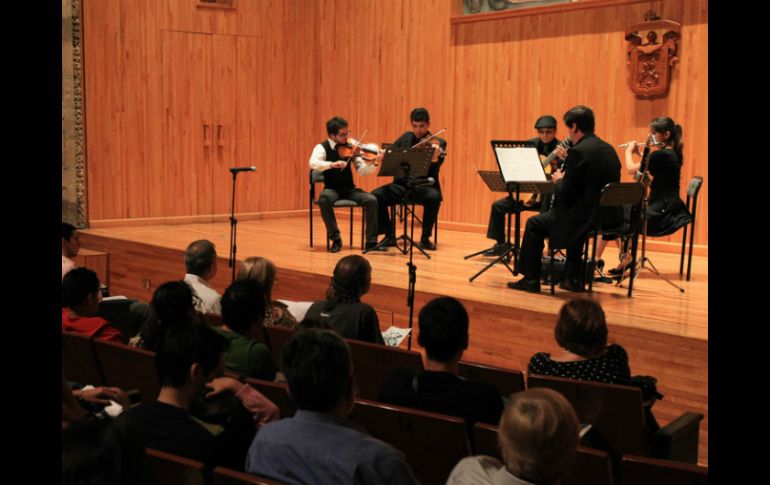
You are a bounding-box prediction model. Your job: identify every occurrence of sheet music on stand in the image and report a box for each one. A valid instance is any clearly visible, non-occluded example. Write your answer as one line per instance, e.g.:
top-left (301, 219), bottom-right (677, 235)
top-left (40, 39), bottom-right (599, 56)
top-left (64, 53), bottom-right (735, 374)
top-left (490, 140), bottom-right (553, 195)
top-left (477, 170), bottom-right (510, 194)
top-left (377, 143), bottom-right (433, 179)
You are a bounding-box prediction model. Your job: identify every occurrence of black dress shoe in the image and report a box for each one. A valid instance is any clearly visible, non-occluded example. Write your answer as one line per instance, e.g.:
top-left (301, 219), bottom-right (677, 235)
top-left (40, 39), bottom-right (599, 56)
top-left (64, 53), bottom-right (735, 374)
top-left (507, 278), bottom-right (541, 293)
top-left (559, 277), bottom-right (584, 292)
top-left (330, 238), bottom-right (343, 253)
top-left (364, 242), bottom-right (387, 252)
top-left (483, 243), bottom-right (508, 257)
top-left (419, 238), bottom-right (436, 250)
top-left (380, 236), bottom-right (397, 247)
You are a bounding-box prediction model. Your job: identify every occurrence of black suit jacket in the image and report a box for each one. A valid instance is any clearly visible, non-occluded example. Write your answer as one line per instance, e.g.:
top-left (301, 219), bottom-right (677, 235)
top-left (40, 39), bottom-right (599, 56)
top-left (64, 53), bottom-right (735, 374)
top-left (551, 134), bottom-right (621, 247)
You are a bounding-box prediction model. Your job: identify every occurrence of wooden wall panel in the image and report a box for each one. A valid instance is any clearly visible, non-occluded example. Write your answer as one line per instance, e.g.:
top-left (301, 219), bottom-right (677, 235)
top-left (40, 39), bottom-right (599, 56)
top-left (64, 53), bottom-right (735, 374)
top-left (83, 0), bottom-right (707, 247)
top-left (448, 0), bottom-right (708, 246)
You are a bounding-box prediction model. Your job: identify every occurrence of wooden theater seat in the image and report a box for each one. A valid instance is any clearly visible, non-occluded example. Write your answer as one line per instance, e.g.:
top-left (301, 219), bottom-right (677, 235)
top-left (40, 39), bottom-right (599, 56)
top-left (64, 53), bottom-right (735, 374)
top-left (146, 448), bottom-right (207, 485)
top-left (349, 399), bottom-right (470, 485)
top-left (62, 331), bottom-right (105, 386)
top-left (620, 454), bottom-right (707, 485)
top-left (263, 325), bottom-right (293, 364)
top-left (93, 339), bottom-right (159, 402)
top-left (527, 374), bottom-right (703, 463)
top-left (457, 361), bottom-right (525, 398)
top-left (346, 339), bottom-right (424, 400)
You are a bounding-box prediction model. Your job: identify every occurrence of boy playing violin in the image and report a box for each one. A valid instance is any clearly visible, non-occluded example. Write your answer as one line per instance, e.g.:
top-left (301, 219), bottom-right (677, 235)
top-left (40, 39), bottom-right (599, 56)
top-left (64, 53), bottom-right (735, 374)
top-left (309, 116), bottom-right (383, 253)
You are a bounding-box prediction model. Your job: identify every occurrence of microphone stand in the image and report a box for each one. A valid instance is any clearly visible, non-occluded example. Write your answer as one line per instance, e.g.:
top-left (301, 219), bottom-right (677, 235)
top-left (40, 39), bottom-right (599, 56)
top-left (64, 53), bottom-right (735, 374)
top-left (228, 170), bottom-right (239, 282)
top-left (405, 179), bottom-right (420, 350)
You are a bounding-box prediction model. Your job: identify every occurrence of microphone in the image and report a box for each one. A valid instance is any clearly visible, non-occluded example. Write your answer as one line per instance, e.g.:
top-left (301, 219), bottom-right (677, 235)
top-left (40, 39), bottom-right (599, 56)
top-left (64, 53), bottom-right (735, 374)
top-left (229, 166), bottom-right (257, 173)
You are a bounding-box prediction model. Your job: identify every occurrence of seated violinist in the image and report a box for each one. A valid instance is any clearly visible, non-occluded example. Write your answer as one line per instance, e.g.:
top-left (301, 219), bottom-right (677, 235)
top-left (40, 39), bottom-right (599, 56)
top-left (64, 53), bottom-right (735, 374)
top-left (372, 107), bottom-right (447, 251)
top-left (309, 116), bottom-right (383, 253)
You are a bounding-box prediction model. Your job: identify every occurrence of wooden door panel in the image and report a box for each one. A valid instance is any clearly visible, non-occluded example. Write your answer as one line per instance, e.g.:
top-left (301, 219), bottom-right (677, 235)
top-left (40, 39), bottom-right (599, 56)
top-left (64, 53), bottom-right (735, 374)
top-left (162, 30), bottom-right (213, 216)
top-left (211, 34), bottom-right (239, 215)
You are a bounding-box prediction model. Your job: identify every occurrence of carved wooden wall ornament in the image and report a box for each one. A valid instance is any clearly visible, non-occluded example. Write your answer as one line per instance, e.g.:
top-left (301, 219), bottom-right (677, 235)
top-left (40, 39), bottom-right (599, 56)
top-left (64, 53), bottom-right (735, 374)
top-left (625, 12), bottom-right (681, 98)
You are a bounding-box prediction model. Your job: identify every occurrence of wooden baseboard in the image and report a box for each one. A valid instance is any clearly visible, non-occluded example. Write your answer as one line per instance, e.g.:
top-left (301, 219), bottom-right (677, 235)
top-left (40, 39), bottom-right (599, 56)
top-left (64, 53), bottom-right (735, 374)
top-left (89, 210), bottom-right (307, 228)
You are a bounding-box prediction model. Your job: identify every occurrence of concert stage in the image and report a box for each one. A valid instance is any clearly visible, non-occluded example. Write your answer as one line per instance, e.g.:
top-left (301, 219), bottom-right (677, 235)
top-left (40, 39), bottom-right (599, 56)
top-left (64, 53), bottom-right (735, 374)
top-left (80, 214), bottom-right (708, 464)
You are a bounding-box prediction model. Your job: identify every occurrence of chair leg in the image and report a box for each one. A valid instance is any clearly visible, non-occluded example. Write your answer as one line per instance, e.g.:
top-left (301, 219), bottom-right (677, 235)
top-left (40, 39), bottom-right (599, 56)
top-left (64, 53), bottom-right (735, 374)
top-left (310, 202), bottom-right (314, 248)
top-left (679, 223), bottom-right (688, 276)
top-left (349, 208), bottom-right (354, 249)
top-left (361, 207), bottom-right (366, 249)
top-left (589, 234), bottom-right (598, 293)
top-left (687, 211), bottom-right (696, 281)
top-left (550, 248), bottom-right (556, 295)
top-left (434, 218), bottom-right (438, 245)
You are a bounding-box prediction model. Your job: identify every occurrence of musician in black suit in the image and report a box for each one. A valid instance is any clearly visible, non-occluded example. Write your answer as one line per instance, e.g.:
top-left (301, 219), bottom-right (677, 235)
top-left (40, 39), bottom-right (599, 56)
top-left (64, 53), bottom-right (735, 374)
top-left (508, 106), bottom-right (621, 293)
top-left (483, 115), bottom-right (564, 257)
top-left (372, 108), bottom-right (447, 251)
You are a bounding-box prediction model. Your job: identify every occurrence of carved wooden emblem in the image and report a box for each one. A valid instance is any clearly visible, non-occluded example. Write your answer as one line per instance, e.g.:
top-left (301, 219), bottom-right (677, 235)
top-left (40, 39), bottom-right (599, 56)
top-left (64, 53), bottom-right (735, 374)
top-left (625, 12), bottom-right (681, 98)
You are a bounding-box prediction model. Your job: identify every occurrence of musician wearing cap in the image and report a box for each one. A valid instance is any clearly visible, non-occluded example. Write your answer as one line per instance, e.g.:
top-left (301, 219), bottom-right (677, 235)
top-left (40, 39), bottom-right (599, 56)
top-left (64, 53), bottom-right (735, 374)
top-left (372, 107), bottom-right (447, 251)
top-left (309, 116), bottom-right (382, 253)
top-left (482, 115), bottom-right (565, 257)
top-left (508, 106), bottom-right (621, 294)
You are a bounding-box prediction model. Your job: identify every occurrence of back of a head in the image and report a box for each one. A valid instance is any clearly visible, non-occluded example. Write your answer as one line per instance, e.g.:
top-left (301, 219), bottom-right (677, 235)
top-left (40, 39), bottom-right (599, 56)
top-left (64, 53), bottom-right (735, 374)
top-left (62, 418), bottom-right (152, 485)
top-left (325, 255), bottom-right (371, 307)
top-left (156, 323), bottom-right (228, 388)
top-left (554, 298), bottom-right (608, 357)
top-left (296, 318), bottom-right (335, 332)
top-left (184, 239), bottom-right (216, 276)
top-left (237, 256), bottom-right (276, 301)
top-left (62, 267), bottom-right (100, 309)
top-left (563, 105), bottom-right (595, 134)
top-left (151, 280), bottom-right (195, 326)
top-left (281, 329), bottom-right (352, 412)
top-left (410, 107), bottom-right (430, 123)
top-left (417, 296), bottom-right (469, 362)
top-left (221, 279), bottom-right (267, 335)
top-left (62, 222), bottom-right (77, 242)
top-left (498, 388), bottom-right (579, 485)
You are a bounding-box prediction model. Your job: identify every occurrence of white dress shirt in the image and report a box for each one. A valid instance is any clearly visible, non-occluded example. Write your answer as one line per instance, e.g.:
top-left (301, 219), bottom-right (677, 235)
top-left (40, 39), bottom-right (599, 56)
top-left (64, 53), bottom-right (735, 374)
top-left (184, 273), bottom-right (222, 316)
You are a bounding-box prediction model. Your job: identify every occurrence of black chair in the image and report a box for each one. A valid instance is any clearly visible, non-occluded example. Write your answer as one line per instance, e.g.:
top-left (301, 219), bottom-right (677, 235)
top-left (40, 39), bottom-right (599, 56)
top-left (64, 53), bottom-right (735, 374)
top-left (587, 183), bottom-right (646, 295)
top-left (679, 176), bottom-right (703, 281)
top-left (527, 374), bottom-right (703, 463)
top-left (309, 169), bottom-right (366, 250)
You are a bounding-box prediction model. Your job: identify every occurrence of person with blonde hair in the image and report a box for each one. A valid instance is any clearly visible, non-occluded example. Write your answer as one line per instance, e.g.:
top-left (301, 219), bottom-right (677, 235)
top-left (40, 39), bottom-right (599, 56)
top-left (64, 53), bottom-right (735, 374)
top-left (237, 256), bottom-right (297, 328)
top-left (447, 388), bottom-right (579, 485)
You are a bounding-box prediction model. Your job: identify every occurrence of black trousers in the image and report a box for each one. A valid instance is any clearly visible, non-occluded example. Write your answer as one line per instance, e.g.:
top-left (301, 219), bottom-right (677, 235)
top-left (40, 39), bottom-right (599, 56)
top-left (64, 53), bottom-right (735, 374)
top-left (317, 187), bottom-right (378, 244)
top-left (486, 198), bottom-right (516, 244)
top-left (518, 211), bottom-right (585, 280)
top-left (371, 182), bottom-right (441, 240)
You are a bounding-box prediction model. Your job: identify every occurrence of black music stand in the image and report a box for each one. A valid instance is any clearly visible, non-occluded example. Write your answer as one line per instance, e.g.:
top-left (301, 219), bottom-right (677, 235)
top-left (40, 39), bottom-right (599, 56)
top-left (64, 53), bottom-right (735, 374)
top-left (363, 144), bottom-right (434, 258)
top-left (464, 140), bottom-right (551, 282)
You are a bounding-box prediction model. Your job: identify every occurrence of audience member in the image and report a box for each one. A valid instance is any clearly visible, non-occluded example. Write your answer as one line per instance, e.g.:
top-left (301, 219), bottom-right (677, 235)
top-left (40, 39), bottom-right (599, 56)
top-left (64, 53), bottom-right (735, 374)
top-left (528, 298), bottom-right (660, 430)
top-left (121, 324), bottom-right (267, 468)
top-left (305, 255), bottom-right (384, 344)
top-left (245, 329), bottom-right (417, 484)
top-left (62, 268), bottom-right (124, 342)
top-left (447, 388), bottom-right (579, 485)
top-left (237, 256), bottom-right (297, 328)
top-left (131, 280), bottom-right (199, 350)
top-left (379, 297), bottom-right (504, 426)
top-left (184, 239), bottom-right (222, 315)
top-left (216, 280), bottom-right (278, 381)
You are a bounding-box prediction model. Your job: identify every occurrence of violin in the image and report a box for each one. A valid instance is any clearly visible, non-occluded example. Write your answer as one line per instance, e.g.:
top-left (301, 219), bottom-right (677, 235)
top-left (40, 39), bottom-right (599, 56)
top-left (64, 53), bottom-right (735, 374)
top-left (411, 128), bottom-right (448, 163)
top-left (336, 138), bottom-right (382, 166)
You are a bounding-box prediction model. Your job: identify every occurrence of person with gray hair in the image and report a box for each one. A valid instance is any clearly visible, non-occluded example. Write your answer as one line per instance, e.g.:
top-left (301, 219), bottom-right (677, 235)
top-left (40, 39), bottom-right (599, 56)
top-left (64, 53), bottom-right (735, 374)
top-left (447, 388), bottom-right (579, 485)
top-left (183, 239), bottom-right (222, 315)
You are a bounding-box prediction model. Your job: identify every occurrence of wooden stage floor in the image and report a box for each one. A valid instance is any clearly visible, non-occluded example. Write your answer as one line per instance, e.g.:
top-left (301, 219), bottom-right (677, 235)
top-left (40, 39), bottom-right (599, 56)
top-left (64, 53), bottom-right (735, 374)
top-left (81, 214), bottom-right (708, 464)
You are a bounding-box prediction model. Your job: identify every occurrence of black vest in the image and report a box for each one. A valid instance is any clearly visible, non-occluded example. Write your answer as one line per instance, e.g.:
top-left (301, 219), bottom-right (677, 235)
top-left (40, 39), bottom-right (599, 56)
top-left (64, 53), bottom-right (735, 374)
top-left (321, 140), bottom-right (355, 191)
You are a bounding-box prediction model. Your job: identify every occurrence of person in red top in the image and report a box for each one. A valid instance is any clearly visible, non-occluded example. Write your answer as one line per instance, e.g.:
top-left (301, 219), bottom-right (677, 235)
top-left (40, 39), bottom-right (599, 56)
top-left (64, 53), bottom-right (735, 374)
top-left (62, 268), bottom-right (124, 342)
